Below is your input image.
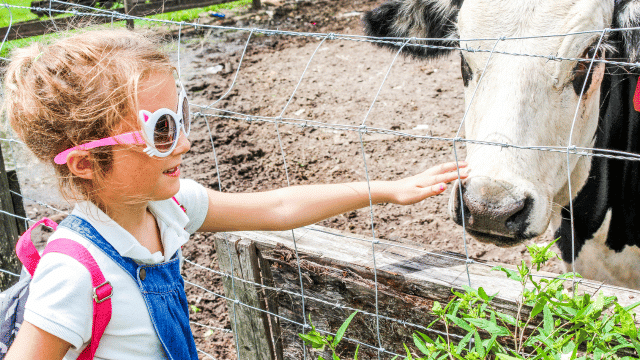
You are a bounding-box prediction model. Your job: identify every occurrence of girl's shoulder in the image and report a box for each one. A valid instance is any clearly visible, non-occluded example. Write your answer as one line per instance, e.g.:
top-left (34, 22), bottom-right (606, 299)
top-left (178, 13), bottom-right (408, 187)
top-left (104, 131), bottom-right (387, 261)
top-left (34, 225), bottom-right (98, 283)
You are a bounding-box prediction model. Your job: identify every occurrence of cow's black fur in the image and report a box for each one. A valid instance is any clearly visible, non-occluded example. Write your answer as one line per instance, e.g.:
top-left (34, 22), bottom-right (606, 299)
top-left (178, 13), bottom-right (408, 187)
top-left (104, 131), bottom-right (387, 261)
top-left (614, 0), bottom-right (640, 64)
top-left (363, 0), bottom-right (463, 58)
top-left (556, 3), bottom-right (640, 262)
top-left (363, 0), bottom-right (640, 263)
top-left (555, 65), bottom-right (640, 261)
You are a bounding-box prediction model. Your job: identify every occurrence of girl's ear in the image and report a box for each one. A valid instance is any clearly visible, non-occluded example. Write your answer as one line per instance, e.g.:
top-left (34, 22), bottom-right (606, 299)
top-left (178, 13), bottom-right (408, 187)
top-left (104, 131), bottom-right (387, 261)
top-left (66, 150), bottom-right (94, 180)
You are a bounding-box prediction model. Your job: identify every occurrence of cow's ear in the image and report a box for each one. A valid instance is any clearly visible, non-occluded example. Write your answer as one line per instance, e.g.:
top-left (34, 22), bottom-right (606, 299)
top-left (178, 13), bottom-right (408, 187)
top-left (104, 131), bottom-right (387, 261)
top-left (614, 0), bottom-right (640, 63)
top-left (363, 0), bottom-right (463, 59)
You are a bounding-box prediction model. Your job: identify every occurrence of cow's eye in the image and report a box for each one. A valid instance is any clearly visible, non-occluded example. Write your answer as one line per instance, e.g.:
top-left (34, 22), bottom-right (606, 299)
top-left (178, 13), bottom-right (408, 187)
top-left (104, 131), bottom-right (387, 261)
top-left (460, 53), bottom-right (472, 87)
top-left (572, 46), bottom-right (604, 95)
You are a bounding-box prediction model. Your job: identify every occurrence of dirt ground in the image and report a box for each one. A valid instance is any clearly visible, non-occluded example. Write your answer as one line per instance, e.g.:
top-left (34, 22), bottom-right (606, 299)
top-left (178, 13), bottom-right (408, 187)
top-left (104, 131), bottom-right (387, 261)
top-left (5, 0), bottom-right (565, 358)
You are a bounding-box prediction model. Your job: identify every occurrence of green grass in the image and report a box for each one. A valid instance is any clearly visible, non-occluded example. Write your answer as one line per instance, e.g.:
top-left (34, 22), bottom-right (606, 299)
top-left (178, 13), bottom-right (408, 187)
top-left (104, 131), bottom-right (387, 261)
top-left (0, 0), bottom-right (251, 58)
top-left (0, 0), bottom-right (65, 58)
top-left (145, 0), bottom-right (251, 23)
top-left (1, 0), bottom-right (38, 27)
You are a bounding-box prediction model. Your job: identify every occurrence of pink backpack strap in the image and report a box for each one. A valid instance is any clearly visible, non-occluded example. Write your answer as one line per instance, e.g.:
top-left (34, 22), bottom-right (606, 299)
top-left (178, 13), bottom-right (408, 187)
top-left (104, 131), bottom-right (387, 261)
top-left (15, 218), bottom-right (58, 276)
top-left (15, 218), bottom-right (113, 360)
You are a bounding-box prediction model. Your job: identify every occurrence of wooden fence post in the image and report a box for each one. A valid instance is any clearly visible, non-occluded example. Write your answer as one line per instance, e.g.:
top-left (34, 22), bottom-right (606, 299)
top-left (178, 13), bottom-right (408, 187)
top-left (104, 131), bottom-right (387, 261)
top-left (123, 0), bottom-right (135, 29)
top-left (0, 147), bottom-right (22, 290)
top-left (7, 170), bottom-right (26, 236)
top-left (215, 235), bottom-right (280, 360)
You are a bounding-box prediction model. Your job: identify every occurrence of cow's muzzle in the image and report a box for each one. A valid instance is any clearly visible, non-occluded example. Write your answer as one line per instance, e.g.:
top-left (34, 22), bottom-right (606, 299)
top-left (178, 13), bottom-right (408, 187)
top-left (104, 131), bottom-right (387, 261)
top-left (449, 177), bottom-right (534, 246)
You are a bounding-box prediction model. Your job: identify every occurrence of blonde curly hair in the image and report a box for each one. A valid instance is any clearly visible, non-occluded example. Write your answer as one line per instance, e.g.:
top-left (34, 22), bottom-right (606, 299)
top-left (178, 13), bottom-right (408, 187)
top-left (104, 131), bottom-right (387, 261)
top-left (3, 28), bottom-right (175, 207)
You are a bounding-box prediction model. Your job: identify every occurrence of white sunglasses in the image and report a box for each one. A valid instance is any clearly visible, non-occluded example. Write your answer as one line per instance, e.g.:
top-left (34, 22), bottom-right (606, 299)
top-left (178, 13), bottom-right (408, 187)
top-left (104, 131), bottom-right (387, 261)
top-left (54, 86), bottom-right (190, 165)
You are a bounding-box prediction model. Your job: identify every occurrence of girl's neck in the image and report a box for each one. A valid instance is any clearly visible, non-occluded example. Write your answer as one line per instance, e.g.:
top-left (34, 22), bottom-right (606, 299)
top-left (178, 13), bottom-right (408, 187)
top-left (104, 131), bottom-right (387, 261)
top-left (97, 198), bottom-right (164, 255)
top-left (104, 201), bottom-right (150, 233)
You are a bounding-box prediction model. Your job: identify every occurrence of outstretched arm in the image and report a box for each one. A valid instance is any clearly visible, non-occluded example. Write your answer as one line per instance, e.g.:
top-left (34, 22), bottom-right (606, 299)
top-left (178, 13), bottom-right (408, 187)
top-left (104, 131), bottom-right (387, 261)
top-left (197, 161), bottom-right (468, 233)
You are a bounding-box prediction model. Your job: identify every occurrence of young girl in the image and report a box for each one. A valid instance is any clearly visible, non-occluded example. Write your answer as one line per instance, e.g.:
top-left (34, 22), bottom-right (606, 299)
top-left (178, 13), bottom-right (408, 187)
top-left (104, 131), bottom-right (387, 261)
top-left (2, 28), bottom-right (467, 360)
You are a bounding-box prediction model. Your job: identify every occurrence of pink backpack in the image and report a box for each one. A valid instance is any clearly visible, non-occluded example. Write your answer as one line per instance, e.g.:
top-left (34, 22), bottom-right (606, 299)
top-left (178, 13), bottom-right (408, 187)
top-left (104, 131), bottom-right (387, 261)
top-left (6, 218), bottom-right (112, 359)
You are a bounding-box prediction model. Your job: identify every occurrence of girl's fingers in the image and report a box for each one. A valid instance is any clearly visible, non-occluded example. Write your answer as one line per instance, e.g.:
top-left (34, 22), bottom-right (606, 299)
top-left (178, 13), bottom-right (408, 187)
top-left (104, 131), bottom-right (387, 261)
top-left (425, 161), bottom-right (468, 175)
top-left (428, 183), bottom-right (447, 196)
top-left (432, 169), bottom-right (469, 184)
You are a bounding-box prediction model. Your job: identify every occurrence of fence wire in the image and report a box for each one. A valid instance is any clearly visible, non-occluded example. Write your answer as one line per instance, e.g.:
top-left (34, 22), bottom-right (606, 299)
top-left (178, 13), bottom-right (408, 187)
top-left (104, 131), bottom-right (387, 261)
top-left (2, 1), bottom-right (640, 359)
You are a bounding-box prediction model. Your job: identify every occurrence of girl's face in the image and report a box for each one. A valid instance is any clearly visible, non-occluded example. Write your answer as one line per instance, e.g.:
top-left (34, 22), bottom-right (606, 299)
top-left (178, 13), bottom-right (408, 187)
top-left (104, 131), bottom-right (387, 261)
top-left (99, 72), bottom-right (191, 206)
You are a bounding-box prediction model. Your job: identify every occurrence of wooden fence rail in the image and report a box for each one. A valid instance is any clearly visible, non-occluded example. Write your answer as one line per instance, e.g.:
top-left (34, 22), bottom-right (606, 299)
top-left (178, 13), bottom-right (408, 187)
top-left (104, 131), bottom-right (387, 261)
top-left (213, 227), bottom-right (640, 359)
top-left (0, 0), bottom-right (260, 41)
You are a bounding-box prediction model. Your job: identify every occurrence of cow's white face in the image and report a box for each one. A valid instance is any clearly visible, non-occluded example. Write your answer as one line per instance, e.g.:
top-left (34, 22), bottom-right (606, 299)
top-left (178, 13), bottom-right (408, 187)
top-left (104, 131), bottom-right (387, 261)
top-left (448, 0), bottom-right (612, 245)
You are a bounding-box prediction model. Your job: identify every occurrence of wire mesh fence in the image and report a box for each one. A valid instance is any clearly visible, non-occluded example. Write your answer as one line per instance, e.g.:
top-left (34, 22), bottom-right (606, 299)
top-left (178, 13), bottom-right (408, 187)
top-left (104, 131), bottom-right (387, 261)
top-left (3, 0), bottom-right (640, 359)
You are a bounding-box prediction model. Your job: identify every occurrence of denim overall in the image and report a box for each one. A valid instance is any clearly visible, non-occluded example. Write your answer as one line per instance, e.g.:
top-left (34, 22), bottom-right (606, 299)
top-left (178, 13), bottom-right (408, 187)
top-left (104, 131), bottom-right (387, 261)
top-left (60, 215), bottom-right (198, 360)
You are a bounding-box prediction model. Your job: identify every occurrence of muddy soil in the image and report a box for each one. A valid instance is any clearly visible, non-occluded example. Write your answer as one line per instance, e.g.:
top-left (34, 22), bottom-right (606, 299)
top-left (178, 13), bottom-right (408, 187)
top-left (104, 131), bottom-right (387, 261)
top-left (5, 0), bottom-right (564, 358)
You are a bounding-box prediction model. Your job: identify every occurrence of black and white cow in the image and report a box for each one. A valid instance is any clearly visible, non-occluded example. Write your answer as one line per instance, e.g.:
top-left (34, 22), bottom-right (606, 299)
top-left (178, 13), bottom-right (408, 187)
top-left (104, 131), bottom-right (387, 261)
top-left (364, 0), bottom-right (640, 288)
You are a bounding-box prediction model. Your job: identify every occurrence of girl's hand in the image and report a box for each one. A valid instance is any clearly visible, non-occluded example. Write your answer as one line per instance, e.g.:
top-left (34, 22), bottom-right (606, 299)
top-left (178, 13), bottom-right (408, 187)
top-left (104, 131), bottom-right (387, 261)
top-left (389, 161), bottom-right (469, 205)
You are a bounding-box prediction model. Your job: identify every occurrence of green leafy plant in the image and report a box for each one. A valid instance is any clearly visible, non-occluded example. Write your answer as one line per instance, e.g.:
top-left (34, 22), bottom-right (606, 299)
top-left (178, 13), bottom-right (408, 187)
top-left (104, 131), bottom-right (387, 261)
top-left (300, 239), bottom-right (640, 360)
top-left (299, 311), bottom-right (360, 360)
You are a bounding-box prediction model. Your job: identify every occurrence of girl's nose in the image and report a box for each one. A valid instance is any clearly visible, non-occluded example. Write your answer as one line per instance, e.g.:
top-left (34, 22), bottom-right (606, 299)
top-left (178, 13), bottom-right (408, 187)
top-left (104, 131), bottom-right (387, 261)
top-left (173, 132), bottom-right (190, 156)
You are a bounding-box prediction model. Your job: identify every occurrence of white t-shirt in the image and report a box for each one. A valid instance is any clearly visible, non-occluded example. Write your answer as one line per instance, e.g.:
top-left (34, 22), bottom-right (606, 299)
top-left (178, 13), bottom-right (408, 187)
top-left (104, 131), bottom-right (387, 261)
top-left (24, 179), bottom-right (209, 360)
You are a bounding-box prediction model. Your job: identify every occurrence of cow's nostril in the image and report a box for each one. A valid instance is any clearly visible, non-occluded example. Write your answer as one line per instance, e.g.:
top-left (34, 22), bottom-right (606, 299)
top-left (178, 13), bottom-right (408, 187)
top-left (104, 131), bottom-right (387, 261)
top-left (505, 197), bottom-right (533, 233)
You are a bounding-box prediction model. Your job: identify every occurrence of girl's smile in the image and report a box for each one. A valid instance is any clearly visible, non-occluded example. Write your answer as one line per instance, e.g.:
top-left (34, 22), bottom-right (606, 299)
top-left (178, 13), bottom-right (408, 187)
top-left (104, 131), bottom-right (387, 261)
top-left (163, 166), bottom-right (181, 177)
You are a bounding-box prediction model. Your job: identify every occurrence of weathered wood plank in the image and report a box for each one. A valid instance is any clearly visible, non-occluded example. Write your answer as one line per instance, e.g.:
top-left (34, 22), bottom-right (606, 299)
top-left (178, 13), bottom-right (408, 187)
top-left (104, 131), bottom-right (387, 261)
top-left (215, 226), bottom-right (640, 359)
top-left (214, 236), bottom-right (276, 360)
top-left (0, 149), bottom-right (21, 290)
top-left (257, 246), bottom-right (284, 360)
top-left (0, 15), bottom-right (113, 41)
top-left (7, 170), bottom-right (27, 236)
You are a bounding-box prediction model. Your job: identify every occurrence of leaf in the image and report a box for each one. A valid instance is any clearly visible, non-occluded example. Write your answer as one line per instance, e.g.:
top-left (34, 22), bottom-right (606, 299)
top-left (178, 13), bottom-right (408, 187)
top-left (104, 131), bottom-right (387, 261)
top-left (483, 334), bottom-right (498, 354)
top-left (543, 303), bottom-right (553, 336)
top-left (403, 343), bottom-right (414, 360)
top-left (466, 318), bottom-right (510, 336)
top-left (496, 354), bottom-right (522, 360)
top-left (492, 266), bottom-right (523, 282)
top-left (445, 315), bottom-right (474, 332)
top-left (455, 332), bottom-right (473, 353)
top-left (190, 304), bottom-right (201, 313)
top-left (530, 298), bottom-right (548, 318)
top-left (496, 312), bottom-right (517, 326)
top-left (624, 300), bottom-right (640, 312)
top-left (474, 331), bottom-right (485, 358)
top-left (562, 340), bottom-right (575, 355)
top-left (432, 301), bottom-right (443, 315)
top-left (593, 291), bottom-right (605, 315)
top-left (616, 304), bottom-right (637, 338)
top-left (332, 353), bottom-right (340, 360)
top-left (478, 287), bottom-right (490, 302)
top-left (594, 347), bottom-right (603, 360)
top-left (354, 344), bottom-right (360, 360)
top-left (413, 333), bottom-right (430, 355)
top-left (332, 311), bottom-right (358, 348)
top-left (622, 339), bottom-right (640, 358)
top-left (299, 333), bottom-right (326, 351)
top-left (416, 331), bottom-right (435, 345)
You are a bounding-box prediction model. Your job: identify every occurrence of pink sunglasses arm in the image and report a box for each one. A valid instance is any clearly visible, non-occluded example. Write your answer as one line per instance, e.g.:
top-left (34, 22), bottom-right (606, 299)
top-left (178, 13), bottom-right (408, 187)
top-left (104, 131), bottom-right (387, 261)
top-left (54, 131), bottom-right (146, 165)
